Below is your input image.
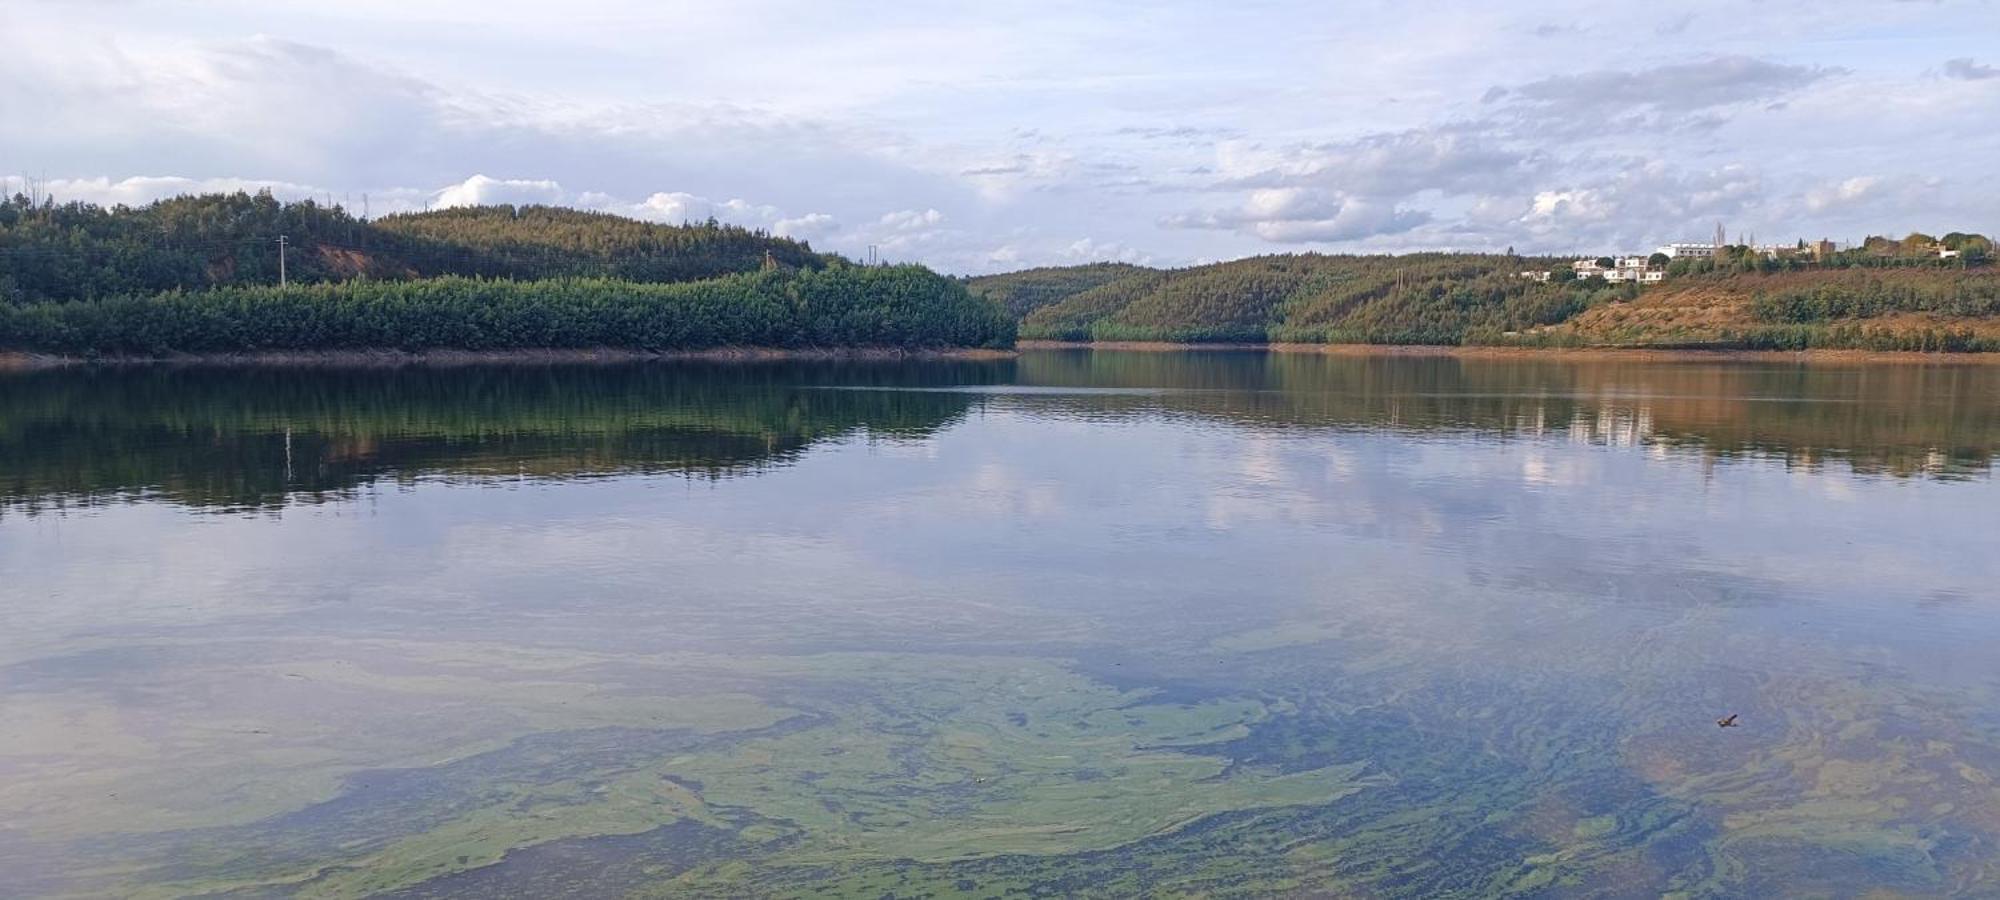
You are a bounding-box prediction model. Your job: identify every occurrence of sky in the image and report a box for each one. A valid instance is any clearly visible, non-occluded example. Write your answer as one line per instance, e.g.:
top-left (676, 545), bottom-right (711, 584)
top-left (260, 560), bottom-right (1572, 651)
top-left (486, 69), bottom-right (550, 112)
top-left (4, 0), bottom-right (1997, 273)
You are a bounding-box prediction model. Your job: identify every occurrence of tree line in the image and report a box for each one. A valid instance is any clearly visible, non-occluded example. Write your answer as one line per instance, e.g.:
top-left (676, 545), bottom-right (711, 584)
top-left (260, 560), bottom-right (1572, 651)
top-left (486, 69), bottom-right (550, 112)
top-left (0, 265), bottom-right (1015, 356)
top-left (973, 245), bottom-right (2000, 350)
top-left (1750, 272), bottom-right (2000, 322)
top-left (983, 253), bottom-right (1612, 345)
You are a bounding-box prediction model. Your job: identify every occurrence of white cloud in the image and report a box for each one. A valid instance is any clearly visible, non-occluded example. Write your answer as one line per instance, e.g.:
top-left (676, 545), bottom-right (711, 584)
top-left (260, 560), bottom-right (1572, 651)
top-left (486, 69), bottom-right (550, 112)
top-left (19, 175), bottom-right (330, 208)
top-left (878, 208), bottom-right (945, 231)
top-left (433, 174), bottom-right (565, 209)
top-left (1804, 177), bottom-right (1882, 213)
top-left (1167, 188), bottom-right (1430, 244)
top-left (1062, 237), bottom-right (1154, 265)
top-left (773, 213), bottom-right (840, 240)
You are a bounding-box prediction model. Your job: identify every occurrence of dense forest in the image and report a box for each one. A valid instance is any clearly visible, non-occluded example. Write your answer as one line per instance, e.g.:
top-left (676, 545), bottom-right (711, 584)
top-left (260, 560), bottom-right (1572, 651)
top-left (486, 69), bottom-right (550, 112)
top-left (0, 266), bottom-right (1014, 356)
top-left (0, 192), bottom-right (825, 305)
top-left (962, 263), bottom-right (1151, 318)
top-left (978, 253), bottom-right (1617, 345)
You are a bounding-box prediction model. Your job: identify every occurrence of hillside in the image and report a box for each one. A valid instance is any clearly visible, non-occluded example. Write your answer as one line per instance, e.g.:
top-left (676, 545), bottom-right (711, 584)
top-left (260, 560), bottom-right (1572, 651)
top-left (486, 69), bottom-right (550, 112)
top-left (0, 192), bottom-right (823, 304)
top-left (1543, 268), bottom-right (2000, 351)
top-left (371, 205), bottom-right (826, 283)
top-left (1009, 253), bottom-right (1606, 345)
top-left (991, 249), bottom-right (2000, 351)
top-left (964, 263), bottom-right (1150, 318)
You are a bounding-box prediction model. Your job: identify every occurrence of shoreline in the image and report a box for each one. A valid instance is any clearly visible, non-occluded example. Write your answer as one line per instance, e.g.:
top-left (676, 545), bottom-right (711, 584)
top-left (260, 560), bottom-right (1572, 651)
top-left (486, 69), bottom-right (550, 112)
top-left (1017, 340), bottom-right (2000, 364)
top-left (9, 342), bottom-right (1999, 371)
top-left (0, 346), bottom-right (1018, 371)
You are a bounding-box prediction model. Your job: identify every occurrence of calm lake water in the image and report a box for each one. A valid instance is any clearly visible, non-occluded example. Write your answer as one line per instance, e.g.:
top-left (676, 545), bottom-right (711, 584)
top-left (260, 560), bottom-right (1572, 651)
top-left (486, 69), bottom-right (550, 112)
top-left (3, 349), bottom-right (1998, 898)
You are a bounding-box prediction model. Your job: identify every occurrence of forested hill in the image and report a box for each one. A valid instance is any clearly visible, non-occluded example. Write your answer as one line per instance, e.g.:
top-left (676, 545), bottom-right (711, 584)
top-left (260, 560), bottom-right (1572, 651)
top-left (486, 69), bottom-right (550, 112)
top-left (962, 263), bottom-right (1150, 318)
top-left (0, 192), bottom-right (825, 304)
top-left (370, 205), bottom-right (825, 283)
top-left (974, 244), bottom-right (2000, 351)
top-left (980, 253), bottom-right (1594, 345)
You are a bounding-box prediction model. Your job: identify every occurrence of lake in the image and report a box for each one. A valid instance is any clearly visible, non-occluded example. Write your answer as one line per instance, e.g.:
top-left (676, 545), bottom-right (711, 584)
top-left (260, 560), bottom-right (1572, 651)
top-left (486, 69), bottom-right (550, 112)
top-left (2, 349), bottom-right (1998, 898)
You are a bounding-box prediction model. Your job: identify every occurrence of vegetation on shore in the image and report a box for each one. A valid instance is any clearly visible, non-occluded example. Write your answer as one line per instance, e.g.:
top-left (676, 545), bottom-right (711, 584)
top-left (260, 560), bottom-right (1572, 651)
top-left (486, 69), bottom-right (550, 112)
top-left (972, 239), bottom-right (2000, 351)
top-left (0, 266), bottom-right (1014, 356)
top-left (993, 253), bottom-right (1626, 345)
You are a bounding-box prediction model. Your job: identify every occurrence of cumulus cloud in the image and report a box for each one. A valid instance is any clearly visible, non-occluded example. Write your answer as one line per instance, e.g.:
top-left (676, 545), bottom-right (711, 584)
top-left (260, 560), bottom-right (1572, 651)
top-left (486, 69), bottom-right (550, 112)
top-left (878, 208), bottom-right (945, 231)
top-left (1216, 130), bottom-right (1535, 197)
top-left (433, 175), bottom-right (565, 208)
top-left (1167, 189), bottom-right (1429, 243)
top-left (1062, 237), bottom-right (1154, 265)
top-left (772, 213), bottom-right (839, 240)
top-left (601, 192), bottom-right (859, 243)
top-left (1167, 129), bottom-right (1523, 245)
top-left (3, 34), bottom-right (452, 185)
top-left (1165, 53), bottom-right (1914, 252)
top-left (1803, 176), bottom-right (1882, 213)
top-left (1490, 160), bottom-right (1771, 250)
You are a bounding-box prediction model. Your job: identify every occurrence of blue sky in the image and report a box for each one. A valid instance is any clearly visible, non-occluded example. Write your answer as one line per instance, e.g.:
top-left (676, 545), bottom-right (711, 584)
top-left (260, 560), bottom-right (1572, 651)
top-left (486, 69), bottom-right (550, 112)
top-left (5, 0), bottom-right (1997, 272)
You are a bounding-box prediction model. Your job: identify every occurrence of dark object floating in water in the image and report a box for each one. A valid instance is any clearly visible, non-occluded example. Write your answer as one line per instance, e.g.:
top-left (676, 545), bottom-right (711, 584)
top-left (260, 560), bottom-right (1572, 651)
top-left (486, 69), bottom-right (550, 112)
top-left (1717, 714), bottom-right (1740, 728)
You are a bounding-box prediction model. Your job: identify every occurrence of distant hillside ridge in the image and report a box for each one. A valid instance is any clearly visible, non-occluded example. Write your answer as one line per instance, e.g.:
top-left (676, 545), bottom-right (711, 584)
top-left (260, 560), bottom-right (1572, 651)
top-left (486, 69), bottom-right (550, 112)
top-left (0, 192), bottom-right (826, 305)
top-left (979, 243), bottom-right (2000, 351)
top-left (962, 263), bottom-right (1151, 318)
top-left (987, 253), bottom-right (1598, 345)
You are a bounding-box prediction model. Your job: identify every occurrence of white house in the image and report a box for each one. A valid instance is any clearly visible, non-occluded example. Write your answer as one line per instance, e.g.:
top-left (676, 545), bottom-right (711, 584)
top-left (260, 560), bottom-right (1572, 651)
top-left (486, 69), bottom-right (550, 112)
top-left (1575, 255), bottom-right (1665, 284)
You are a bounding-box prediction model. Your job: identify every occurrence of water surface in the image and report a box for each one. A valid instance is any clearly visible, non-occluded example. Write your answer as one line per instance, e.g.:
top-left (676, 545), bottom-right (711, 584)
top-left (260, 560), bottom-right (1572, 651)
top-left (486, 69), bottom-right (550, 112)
top-left (2, 350), bottom-right (1998, 897)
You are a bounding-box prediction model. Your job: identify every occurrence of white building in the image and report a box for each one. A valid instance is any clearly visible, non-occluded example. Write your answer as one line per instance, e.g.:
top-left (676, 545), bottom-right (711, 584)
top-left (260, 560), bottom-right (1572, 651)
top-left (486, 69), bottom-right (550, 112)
top-left (1656, 243), bottom-right (1716, 259)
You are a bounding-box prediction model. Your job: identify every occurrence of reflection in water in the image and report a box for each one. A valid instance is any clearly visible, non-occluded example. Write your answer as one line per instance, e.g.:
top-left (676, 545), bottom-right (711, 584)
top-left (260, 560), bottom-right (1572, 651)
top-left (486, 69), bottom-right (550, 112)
top-left (1008, 350), bottom-right (2000, 478)
top-left (0, 363), bottom-right (997, 512)
top-left (0, 350), bottom-right (1997, 898)
top-left (2, 352), bottom-right (1995, 516)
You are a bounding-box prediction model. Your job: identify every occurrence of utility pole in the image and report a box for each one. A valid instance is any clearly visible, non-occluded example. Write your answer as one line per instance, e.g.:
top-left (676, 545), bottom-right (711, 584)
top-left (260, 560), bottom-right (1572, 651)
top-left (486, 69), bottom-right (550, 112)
top-left (276, 235), bottom-right (288, 287)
